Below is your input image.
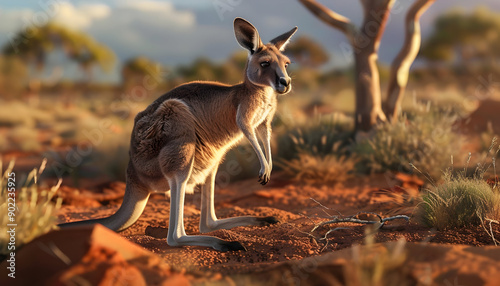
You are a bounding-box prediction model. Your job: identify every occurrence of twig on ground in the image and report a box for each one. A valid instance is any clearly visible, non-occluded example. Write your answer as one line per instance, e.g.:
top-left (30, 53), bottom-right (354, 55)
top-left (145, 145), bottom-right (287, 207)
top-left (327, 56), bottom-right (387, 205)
top-left (309, 210), bottom-right (410, 252)
top-left (310, 212), bottom-right (410, 233)
top-left (299, 199), bottom-right (411, 252)
top-left (309, 197), bottom-right (343, 218)
top-left (483, 218), bottom-right (499, 246)
top-left (319, 227), bottom-right (351, 252)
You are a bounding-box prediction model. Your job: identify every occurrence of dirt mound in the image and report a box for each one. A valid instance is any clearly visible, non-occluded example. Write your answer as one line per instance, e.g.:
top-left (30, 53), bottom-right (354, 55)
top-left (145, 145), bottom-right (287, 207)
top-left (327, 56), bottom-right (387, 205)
top-left (224, 242), bottom-right (500, 286)
top-left (0, 225), bottom-right (189, 286)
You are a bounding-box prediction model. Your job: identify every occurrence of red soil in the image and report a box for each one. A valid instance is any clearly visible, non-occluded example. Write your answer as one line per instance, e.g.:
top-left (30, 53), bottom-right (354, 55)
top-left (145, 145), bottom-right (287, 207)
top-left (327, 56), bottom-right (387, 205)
top-left (56, 172), bottom-right (499, 278)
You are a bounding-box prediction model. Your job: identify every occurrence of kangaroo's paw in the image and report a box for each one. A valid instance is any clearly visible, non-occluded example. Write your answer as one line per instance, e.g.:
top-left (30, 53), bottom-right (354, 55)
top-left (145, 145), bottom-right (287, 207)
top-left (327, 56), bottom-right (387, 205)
top-left (258, 169), bottom-right (271, 185)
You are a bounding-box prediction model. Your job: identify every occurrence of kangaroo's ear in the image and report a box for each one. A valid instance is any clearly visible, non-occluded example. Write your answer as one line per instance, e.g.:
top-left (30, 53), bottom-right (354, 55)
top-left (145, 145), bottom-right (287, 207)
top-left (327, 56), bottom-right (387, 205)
top-left (270, 27), bottom-right (298, 51)
top-left (234, 17), bottom-right (263, 54)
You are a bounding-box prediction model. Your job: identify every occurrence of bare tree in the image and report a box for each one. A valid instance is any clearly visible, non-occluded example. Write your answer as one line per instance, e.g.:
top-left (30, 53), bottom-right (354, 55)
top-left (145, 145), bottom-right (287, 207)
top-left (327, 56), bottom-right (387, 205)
top-left (299, 0), bottom-right (435, 131)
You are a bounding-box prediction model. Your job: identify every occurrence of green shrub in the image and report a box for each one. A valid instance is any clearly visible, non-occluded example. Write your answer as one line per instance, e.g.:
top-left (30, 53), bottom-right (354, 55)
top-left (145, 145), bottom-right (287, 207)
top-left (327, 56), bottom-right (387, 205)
top-left (353, 103), bottom-right (461, 179)
top-left (278, 149), bottom-right (356, 185)
top-left (275, 114), bottom-right (356, 184)
top-left (417, 171), bottom-right (498, 230)
top-left (0, 160), bottom-right (62, 255)
top-left (275, 113), bottom-right (354, 162)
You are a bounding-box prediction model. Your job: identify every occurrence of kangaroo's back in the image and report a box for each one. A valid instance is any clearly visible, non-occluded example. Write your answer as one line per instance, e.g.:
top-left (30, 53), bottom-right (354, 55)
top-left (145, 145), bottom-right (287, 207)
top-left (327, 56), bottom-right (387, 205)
top-left (144, 82), bottom-right (234, 113)
top-left (131, 81), bottom-right (242, 160)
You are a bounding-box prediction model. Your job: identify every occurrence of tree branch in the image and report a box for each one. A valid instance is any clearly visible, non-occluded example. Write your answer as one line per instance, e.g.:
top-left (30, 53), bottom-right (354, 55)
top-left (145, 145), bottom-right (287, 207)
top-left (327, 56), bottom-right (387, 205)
top-left (357, 0), bottom-right (395, 49)
top-left (385, 0), bottom-right (436, 120)
top-left (298, 0), bottom-right (357, 43)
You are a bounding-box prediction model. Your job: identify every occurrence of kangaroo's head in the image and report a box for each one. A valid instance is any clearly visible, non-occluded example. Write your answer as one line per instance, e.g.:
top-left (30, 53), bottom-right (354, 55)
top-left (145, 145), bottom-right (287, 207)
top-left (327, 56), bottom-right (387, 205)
top-left (234, 17), bottom-right (297, 95)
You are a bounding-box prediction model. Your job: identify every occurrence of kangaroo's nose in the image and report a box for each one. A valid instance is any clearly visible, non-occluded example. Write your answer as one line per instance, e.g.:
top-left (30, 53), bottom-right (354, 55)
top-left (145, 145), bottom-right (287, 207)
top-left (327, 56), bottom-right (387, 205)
top-left (279, 77), bottom-right (290, 87)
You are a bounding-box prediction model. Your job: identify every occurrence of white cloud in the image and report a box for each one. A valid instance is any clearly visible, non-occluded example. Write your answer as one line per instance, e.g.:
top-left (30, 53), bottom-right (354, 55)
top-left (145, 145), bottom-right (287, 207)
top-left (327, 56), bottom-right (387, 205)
top-left (79, 3), bottom-right (111, 19)
top-left (118, 0), bottom-right (195, 28)
top-left (52, 2), bottom-right (111, 30)
top-left (0, 2), bottom-right (111, 34)
top-left (85, 1), bottom-right (230, 65)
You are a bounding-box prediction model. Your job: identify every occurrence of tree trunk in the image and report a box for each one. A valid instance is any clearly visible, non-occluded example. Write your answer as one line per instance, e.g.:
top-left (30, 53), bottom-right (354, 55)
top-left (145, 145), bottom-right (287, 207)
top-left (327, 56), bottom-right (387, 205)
top-left (354, 51), bottom-right (387, 131)
top-left (353, 0), bottom-right (393, 131)
top-left (385, 0), bottom-right (436, 121)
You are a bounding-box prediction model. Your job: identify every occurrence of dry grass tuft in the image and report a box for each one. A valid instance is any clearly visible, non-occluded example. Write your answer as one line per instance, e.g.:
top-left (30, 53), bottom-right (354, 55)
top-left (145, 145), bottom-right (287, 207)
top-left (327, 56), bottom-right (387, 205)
top-left (279, 151), bottom-right (356, 185)
top-left (276, 114), bottom-right (355, 185)
top-left (417, 172), bottom-right (497, 230)
top-left (416, 140), bottom-right (500, 231)
top-left (343, 226), bottom-right (415, 286)
top-left (0, 160), bottom-right (62, 255)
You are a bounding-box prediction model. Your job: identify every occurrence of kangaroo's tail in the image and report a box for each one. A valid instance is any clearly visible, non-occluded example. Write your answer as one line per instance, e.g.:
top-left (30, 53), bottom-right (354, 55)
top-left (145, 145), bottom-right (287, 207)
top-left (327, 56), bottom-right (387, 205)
top-left (58, 184), bottom-right (150, 232)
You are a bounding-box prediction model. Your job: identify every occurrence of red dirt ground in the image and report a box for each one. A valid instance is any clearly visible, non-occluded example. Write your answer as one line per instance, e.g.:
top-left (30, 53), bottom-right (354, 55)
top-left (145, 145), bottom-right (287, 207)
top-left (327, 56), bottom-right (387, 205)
top-left (56, 172), bottom-right (500, 277)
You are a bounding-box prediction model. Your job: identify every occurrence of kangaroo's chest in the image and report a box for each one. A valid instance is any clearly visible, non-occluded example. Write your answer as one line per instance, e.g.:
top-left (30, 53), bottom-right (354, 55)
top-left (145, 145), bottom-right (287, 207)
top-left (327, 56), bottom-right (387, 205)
top-left (252, 96), bottom-right (275, 127)
top-left (252, 106), bottom-right (271, 126)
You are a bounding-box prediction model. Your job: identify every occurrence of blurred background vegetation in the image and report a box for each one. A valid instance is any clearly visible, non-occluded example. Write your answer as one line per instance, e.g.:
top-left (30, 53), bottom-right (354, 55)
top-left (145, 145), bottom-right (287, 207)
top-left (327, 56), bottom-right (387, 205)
top-left (0, 5), bottom-right (499, 188)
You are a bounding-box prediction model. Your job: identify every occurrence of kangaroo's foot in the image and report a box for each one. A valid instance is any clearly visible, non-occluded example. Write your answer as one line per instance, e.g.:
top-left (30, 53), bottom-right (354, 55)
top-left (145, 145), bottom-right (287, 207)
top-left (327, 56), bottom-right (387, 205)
top-left (200, 215), bottom-right (280, 233)
top-left (167, 233), bottom-right (247, 252)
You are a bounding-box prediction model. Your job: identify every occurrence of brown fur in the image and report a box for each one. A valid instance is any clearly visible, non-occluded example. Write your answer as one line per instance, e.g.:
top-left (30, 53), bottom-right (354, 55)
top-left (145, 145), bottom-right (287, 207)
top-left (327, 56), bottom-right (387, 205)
top-left (59, 18), bottom-right (297, 252)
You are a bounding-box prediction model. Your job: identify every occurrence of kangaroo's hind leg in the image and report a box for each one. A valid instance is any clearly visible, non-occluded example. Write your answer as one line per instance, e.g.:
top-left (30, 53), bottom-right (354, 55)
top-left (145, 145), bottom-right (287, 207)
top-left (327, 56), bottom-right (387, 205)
top-left (158, 99), bottom-right (246, 251)
top-left (199, 166), bottom-right (278, 234)
top-left (164, 153), bottom-right (246, 252)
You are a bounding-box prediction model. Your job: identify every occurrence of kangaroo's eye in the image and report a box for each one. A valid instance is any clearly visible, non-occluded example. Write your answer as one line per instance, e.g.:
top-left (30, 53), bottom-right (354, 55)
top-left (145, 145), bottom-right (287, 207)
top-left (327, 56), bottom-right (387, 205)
top-left (285, 63), bottom-right (289, 68)
top-left (260, 61), bottom-right (270, 68)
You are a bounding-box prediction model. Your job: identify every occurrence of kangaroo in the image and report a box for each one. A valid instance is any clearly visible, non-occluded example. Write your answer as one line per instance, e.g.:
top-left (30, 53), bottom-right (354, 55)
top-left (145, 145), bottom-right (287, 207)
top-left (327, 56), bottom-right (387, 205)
top-left (59, 18), bottom-right (297, 251)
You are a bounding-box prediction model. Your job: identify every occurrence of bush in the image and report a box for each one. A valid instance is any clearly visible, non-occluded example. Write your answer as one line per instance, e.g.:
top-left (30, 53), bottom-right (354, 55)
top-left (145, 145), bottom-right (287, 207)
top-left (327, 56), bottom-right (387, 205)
top-left (275, 114), bottom-right (356, 184)
top-left (275, 113), bottom-right (354, 162)
top-left (0, 160), bottom-right (62, 255)
top-left (417, 171), bottom-right (498, 230)
top-left (278, 150), bottom-right (356, 185)
top-left (353, 103), bottom-right (461, 179)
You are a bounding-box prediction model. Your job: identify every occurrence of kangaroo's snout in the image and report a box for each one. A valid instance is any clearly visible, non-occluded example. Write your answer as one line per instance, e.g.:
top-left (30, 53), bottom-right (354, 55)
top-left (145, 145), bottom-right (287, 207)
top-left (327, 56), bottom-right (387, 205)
top-left (276, 75), bottom-right (292, 94)
top-left (279, 77), bottom-right (290, 87)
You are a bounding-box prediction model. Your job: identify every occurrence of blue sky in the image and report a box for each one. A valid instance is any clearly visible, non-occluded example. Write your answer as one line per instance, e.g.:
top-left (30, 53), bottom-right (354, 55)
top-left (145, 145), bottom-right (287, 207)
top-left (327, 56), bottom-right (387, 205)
top-left (0, 0), bottom-right (499, 82)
